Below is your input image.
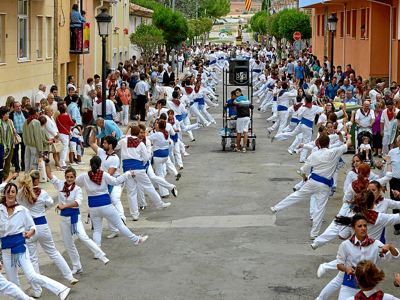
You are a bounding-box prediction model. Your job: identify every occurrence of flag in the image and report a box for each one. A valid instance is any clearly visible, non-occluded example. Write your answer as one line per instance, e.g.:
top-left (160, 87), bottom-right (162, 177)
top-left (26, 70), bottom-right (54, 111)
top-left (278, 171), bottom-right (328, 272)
top-left (245, 0), bottom-right (252, 11)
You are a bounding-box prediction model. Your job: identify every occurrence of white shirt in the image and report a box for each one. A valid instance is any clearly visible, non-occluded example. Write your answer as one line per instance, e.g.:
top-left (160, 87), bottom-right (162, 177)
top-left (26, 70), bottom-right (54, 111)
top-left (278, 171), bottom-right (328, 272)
top-left (148, 131), bottom-right (170, 152)
top-left (93, 99), bottom-right (116, 119)
top-left (276, 89), bottom-right (297, 108)
top-left (297, 105), bottom-right (324, 123)
top-left (34, 90), bottom-right (46, 105)
top-left (116, 136), bottom-right (149, 163)
top-left (50, 175), bottom-right (83, 207)
top-left (359, 143), bottom-right (371, 151)
top-left (75, 171), bottom-right (129, 197)
top-left (166, 100), bottom-right (187, 117)
top-left (0, 205), bottom-right (36, 238)
top-left (134, 80), bottom-right (150, 96)
top-left (375, 197), bottom-right (400, 213)
top-left (355, 108), bottom-right (375, 128)
top-left (380, 108), bottom-right (399, 134)
top-left (44, 115), bottom-right (59, 139)
top-left (18, 188), bottom-right (54, 219)
top-left (97, 147), bottom-right (120, 177)
top-left (388, 147), bottom-right (400, 179)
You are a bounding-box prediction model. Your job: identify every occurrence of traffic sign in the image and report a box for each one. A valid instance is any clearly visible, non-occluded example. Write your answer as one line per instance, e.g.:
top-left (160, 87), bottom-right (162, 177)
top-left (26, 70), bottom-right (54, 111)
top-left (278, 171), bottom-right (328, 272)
top-left (293, 40), bottom-right (306, 51)
top-left (293, 31), bottom-right (301, 41)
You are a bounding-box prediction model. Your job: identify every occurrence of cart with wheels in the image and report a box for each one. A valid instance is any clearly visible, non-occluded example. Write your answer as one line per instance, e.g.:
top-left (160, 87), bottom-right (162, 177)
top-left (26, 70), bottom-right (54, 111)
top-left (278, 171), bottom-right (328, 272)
top-left (220, 58), bottom-right (256, 151)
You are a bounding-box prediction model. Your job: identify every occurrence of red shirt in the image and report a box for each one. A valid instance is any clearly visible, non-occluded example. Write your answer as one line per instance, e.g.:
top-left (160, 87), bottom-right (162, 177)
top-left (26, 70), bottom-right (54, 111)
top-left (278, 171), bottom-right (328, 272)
top-left (56, 113), bottom-right (75, 135)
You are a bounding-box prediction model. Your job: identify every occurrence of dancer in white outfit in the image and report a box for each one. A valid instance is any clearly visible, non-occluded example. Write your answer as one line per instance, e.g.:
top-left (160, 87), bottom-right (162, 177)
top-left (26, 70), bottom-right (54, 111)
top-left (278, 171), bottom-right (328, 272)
top-left (0, 182), bottom-right (71, 300)
top-left (0, 264), bottom-right (33, 300)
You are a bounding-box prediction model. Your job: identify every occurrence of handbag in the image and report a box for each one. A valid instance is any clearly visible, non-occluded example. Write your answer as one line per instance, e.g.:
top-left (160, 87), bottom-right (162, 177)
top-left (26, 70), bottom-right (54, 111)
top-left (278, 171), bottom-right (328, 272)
top-left (10, 120), bottom-right (21, 145)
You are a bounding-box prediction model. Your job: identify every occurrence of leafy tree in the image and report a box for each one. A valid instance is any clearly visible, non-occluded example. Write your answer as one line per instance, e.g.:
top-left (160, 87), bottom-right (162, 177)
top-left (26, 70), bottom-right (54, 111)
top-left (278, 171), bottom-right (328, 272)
top-left (129, 24), bottom-right (164, 64)
top-left (277, 9), bottom-right (311, 42)
top-left (261, 0), bottom-right (271, 11)
top-left (269, 12), bottom-right (283, 41)
top-left (249, 11), bottom-right (270, 34)
top-left (199, 0), bottom-right (230, 19)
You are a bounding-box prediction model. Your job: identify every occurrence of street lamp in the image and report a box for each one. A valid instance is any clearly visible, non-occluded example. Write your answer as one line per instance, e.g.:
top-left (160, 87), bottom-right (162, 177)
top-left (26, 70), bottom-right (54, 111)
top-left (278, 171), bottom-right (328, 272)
top-left (95, 8), bottom-right (113, 118)
top-left (327, 14), bottom-right (338, 80)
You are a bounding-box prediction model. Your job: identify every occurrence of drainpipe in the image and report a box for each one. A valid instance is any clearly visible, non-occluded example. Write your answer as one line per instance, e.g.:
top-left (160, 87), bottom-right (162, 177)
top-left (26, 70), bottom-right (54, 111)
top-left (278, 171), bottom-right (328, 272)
top-left (367, 0), bottom-right (392, 83)
top-left (94, 0), bottom-right (105, 75)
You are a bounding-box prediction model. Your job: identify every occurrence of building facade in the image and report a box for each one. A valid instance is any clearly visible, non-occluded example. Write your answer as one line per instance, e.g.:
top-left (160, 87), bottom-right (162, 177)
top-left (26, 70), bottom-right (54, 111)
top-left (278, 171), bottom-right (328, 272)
top-left (128, 3), bottom-right (153, 59)
top-left (300, 0), bottom-right (399, 83)
top-left (271, 0), bottom-right (299, 12)
top-left (0, 0), bottom-right (55, 103)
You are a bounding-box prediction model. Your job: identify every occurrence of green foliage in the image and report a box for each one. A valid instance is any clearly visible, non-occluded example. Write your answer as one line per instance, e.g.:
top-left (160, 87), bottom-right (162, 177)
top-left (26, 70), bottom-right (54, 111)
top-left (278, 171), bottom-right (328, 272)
top-left (276, 9), bottom-right (311, 42)
top-left (129, 24), bottom-right (164, 63)
top-left (261, 0), bottom-right (271, 11)
top-left (249, 11), bottom-right (270, 34)
top-left (200, 0), bottom-right (230, 19)
top-left (269, 12), bottom-right (283, 40)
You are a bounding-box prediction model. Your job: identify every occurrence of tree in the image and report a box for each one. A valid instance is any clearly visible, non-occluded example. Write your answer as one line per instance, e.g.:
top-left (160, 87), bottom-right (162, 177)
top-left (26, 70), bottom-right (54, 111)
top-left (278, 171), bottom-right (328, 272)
top-left (277, 9), bottom-right (311, 42)
top-left (129, 24), bottom-right (164, 64)
top-left (200, 0), bottom-right (230, 19)
top-left (261, 0), bottom-right (271, 12)
top-left (269, 12), bottom-right (283, 41)
top-left (249, 11), bottom-right (270, 34)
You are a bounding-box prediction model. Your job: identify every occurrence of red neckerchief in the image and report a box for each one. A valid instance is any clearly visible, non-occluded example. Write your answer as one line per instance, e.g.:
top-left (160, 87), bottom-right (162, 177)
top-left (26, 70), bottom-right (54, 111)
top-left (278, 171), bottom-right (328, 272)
top-left (350, 234), bottom-right (375, 248)
top-left (375, 195), bottom-right (384, 204)
top-left (184, 86), bottom-right (193, 95)
top-left (27, 115), bottom-right (37, 124)
top-left (127, 137), bottom-right (141, 148)
top-left (140, 136), bottom-right (147, 145)
top-left (33, 187), bottom-right (41, 199)
top-left (387, 109), bottom-right (394, 121)
top-left (365, 210), bottom-right (379, 225)
top-left (304, 102), bottom-right (313, 108)
top-left (168, 117), bottom-right (175, 125)
top-left (315, 138), bottom-right (321, 149)
top-left (294, 103), bottom-right (302, 112)
top-left (61, 182), bottom-right (75, 198)
top-left (3, 202), bottom-right (19, 209)
top-left (172, 99), bottom-right (180, 106)
top-left (88, 170), bottom-right (104, 185)
top-left (355, 290), bottom-right (384, 300)
top-left (161, 130), bottom-right (169, 140)
top-left (352, 178), bottom-right (370, 194)
top-left (194, 85), bottom-right (201, 93)
top-left (96, 98), bottom-right (102, 104)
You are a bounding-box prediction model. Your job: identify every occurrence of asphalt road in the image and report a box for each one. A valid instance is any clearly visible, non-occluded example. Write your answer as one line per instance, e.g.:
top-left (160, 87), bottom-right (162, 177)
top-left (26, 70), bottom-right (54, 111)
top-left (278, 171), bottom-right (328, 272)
top-left (14, 78), bottom-right (400, 300)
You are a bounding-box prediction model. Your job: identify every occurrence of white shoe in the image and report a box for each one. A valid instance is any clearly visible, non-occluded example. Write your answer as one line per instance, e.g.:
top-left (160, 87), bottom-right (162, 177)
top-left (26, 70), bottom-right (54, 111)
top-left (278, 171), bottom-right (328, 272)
top-left (171, 187), bottom-right (178, 197)
top-left (158, 202), bottom-right (171, 209)
top-left (27, 289), bottom-right (41, 298)
top-left (270, 206), bottom-right (277, 214)
top-left (59, 288), bottom-right (71, 300)
top-left (71, 268), bottom-right (83, 275)
top-left (70, 278), bottom-right (79, 285)
top-left (137, 235), bottom-right (148, 245)
top-left (71, 162), bottom-right (78, 166)
top-left (99, 256), bottom-right (110, 265)
top-left (287, 149), bottom-right (294, 155)
top-left (205, 121), bottom-right (211, 127)
top-left (310, 242), bottom-right (318, 250)
top-left (107, 232), bottom-right (119, 239)
top-left (317, 263), bottom-right (326, 278)
top-left (132, 213), bottom-right (140, 221)
top-left (183, 152), bottom-right (190, 156)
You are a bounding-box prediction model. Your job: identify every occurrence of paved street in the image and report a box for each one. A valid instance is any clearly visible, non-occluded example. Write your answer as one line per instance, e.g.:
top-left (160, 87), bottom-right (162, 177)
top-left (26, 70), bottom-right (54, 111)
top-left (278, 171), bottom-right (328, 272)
top-left (23, 97), bottom-right (400, 300)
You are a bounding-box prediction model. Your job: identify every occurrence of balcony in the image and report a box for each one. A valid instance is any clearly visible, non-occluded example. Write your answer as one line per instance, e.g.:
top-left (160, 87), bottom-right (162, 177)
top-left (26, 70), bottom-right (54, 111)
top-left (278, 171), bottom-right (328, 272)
top-left (70, 23), bottom-right (90, 54)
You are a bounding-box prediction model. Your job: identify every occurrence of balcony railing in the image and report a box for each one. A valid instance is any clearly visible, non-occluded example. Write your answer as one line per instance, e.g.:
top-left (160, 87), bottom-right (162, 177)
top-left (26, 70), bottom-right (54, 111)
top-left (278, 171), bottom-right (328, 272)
top-left (70, 22), bottom-right (90, 54)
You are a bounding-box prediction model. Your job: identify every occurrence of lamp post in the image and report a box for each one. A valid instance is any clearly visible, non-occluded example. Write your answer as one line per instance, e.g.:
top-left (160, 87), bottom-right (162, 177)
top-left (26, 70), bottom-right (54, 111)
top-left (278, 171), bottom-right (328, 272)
top-left (95, 9), bottom-right (113, 118)
top-left (327, 14), bottom-right (338, 81)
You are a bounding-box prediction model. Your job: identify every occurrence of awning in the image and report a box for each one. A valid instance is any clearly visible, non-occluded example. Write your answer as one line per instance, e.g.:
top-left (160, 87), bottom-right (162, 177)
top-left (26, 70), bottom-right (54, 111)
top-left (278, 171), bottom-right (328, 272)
top-left (300, 0), bottom-right (392, 8)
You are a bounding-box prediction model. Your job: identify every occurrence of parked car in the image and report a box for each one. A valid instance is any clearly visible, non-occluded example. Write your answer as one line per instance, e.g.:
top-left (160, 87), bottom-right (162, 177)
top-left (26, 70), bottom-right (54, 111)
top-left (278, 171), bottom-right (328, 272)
top-left (213, 18), bottom-right (227, 25)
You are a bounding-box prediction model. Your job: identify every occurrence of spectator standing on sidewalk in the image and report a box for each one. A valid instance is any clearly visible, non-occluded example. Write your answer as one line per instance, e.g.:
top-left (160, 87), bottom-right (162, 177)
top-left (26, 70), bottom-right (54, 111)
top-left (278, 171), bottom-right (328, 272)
top-left (10, 101), bottom-right (28, 172)
top-left (0, 106), bottom-right (16, 183)
top-left (56, 102), bottom-right (75, 169)
top-left (387, 135), bottom-right (400, 235)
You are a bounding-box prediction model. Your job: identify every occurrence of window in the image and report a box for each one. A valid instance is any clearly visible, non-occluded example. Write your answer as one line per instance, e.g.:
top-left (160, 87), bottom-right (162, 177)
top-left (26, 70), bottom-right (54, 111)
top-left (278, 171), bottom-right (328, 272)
top-left (340, 11), bottom-right (344, 37)
top-left (365, 8), bottom-right (370, 38)
top-left (321, 14), bottom-right (325, 36)
top-left (360, 9), bottom-right (366, 39)
top-left (18, 0), bottom-right (29, 60)
top-left (351, 10), bottom-right (357, 38)
top-left (46, 17), bottom-right (52, 58)
top-left (317, 15), bottom-right (320, 36)
top-left (36, 16), bottom-right (43, 59)
top-left (0, 14), bottom-right (5, 63)
top-left (346, 10), bottom-right (351, 35)
top-left (393, 7), bottom-right (397, 39)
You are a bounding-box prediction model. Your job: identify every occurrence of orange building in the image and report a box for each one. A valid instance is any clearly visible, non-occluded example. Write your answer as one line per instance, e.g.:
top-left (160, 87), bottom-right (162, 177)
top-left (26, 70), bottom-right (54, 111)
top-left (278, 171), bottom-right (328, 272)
top-left (300, 0), bottom-right (399, 83)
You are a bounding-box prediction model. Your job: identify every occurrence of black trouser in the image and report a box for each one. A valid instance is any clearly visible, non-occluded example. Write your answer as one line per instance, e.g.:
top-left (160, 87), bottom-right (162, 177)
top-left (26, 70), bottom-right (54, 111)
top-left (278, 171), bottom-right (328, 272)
top-left (12, 135), bottom-right (25, 172)
top-left (136, 95), bottom-right (147, 121)
top-left (390, 177), bottom-right (400, 230)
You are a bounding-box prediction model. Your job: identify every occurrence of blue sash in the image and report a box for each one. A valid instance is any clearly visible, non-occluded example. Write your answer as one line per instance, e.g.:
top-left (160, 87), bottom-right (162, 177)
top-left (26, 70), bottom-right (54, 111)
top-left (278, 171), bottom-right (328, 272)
top-left (273, 96), bottom-right (277, 102)
top-left (218, 57), bottom-right (224, 60)
top-left (194, 98), bottom-right (205, 106)
top-left (108, 185), bottom-right (114, 194)
top-left (277, 105), bottom-right (288, 111)
top-left (310, 173), bottom-right (334, 187)
top-left (290, 117), bottom-right (300, 124)
top-left (1, 233), bottom-right (26, 267)
top-left (153, 149), bottom-right (169, 158)
top-left (122, 159), bottom-right (147, 171)
top-left (210, 60), bottom-right (217, 65)
top-left (342, 273), bottom-right (358, 289)
top-left (182, 113), bottom-right (188, 120)
top-left (88, 194), bottom-right (112, 208)
top-left (300, 117), bottom-right (314, 128)
top-left (176, 114), bottom-right (183, 122)
top-left (253, 69), bottom-right (261, 73)
top-left (60, 208), bottom-right (80, 235)
top-left (33, 216), bottom-right (47, 225)
top-left (70, 137), bottom-right (80, 143)
top-left (380, 228), bottom-right (386, 244)
top-left (105, 114), bottom-right (113, 120)
top-left (267, 83), bottom-right (275, 89)
top-left (170, 134), bottom-right (179, 143)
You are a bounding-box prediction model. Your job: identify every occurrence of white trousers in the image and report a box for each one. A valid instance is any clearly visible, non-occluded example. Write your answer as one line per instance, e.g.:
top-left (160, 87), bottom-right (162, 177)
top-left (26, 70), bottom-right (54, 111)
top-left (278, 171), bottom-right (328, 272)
top-left (90, 204), bottom-right (139, 247)
top-left (2, 248), bottom-right (67, 296)
top-left (121, 105), bottom-right (130, 126)
top-left (0, 273), bottom-right (31, 300)
top-left (60, 215), bottom-right (105, 270)
top-left (269, 110), bottom-right (289, 134)
top-left (338, 285), bottom-right (358, 300)
top-left (274, 180), bottom-right (330, 237)
top-left (107, 185), bottom-right (126, 233)
top-left (153, 156), bottom-right (178, 197)
top-left (199, 105), bottom-right (215, 123)
top-left (24, 146), bottom-right (38, 172)
top-left (59, 133), bottom-right (70, 167)
top-left (126, 171), bottom-right (164, 217)
top-left (190, 104), bottom-right (208, 125)
top-left (27, 223), bottom-right (73, 294)
top-left (182, 114), bottom-right (195, 140)
top-left (317, 271), bottom-right (344, 300)
top-left (148, 163), bottom-right (175, 198)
